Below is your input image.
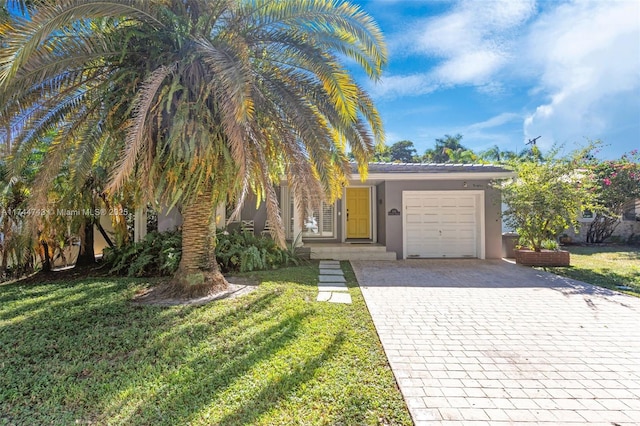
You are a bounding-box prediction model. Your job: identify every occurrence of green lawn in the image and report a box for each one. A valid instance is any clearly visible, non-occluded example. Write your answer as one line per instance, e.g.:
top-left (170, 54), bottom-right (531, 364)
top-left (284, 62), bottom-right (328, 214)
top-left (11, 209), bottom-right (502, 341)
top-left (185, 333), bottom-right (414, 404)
top-left (546, 245), bottom-right (640, 297)
top-left (0, 264), bottom-right (411, 425)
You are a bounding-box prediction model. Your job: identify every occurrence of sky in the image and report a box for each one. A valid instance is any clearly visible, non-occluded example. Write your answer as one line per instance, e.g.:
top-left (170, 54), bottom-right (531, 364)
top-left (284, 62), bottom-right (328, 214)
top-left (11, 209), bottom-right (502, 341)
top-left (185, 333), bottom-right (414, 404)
top-left (350, 0), bottom-right (640, 160)
top-left (5, 0), bottom-right (638, 160)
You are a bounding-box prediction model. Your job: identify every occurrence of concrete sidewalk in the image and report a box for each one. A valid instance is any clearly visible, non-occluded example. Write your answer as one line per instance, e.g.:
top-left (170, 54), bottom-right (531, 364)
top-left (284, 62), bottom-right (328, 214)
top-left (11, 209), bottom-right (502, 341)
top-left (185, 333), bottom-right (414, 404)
top-left (353, 259), bottom-right (640, 425)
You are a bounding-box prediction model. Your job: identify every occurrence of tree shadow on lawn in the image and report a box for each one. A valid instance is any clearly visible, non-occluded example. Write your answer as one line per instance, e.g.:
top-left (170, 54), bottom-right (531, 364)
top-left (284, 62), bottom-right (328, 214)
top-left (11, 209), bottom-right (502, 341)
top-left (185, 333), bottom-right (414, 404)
top-left (0, 278), bottom-right (307, 424)
top-left (565, 245), bottom-right (640, 258)
top-left (109, 298), bottom-right (317, 424)
top-left (0, 278), bottom-right (125, 325)
top-left (214, 332), bottom-right (345, 426)
top-left (1, 261), bottom-right (366, 425)
top-left (546, 266), bottom-right (640, 298)
top-left (0, 277), bottom-right (150, 401)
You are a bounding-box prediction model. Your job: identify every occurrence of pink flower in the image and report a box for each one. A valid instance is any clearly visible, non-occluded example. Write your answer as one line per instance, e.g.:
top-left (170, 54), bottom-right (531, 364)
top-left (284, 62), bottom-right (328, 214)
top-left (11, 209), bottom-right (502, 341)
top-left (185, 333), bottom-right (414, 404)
top-left (603, 178), bottom-right (611, 186)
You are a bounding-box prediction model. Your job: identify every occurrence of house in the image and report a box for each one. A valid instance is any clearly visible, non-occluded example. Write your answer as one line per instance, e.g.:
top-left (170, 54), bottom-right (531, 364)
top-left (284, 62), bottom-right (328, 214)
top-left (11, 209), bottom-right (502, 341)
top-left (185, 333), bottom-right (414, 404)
top-left (157, 162), bottom-right (514, 260)
top-left (570, 199), bottom-right (640, 244)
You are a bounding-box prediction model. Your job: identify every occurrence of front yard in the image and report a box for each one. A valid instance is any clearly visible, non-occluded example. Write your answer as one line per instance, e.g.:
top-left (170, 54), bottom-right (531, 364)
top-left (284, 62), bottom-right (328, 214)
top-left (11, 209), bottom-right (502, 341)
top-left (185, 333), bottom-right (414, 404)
top-left (0, 264), bottom-right (411, 425)
top-left (546, 245), bottom-right (640, 297)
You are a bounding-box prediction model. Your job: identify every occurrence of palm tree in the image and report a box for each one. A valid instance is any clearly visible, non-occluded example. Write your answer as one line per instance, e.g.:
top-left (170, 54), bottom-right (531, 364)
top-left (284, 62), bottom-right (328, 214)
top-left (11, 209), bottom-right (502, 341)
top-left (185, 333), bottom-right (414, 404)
top-left (479, 145), bottom-right (502, 163)
top-left (0, 0), bottom-right (386, 295)
top-left (422, 134), bottom-right (467, 163)
top-left (450, 149), bottom-right (478, 164)
top-left (0, 138), bottom-right (43, 275)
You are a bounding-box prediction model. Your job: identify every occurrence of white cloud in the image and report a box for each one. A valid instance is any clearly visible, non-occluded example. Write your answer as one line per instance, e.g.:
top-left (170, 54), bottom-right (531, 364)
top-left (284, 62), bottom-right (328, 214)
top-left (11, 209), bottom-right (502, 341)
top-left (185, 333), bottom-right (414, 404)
top-left (371, 74), bottom-right (436, 98)
top-left (367, 0), bottom-right (640, 158)
top-left (413, 0), bottom-right (535, 55)
top-left (467, 112), bottom-right (522, 131)
top-left (431, 50), bottom-right (505, 85)
top-left (376, 0), bottom-right (535, 98)
top-left (522, 0), bottom-right (640, 152)
top-left (457, 113), bottom-right (524, 151)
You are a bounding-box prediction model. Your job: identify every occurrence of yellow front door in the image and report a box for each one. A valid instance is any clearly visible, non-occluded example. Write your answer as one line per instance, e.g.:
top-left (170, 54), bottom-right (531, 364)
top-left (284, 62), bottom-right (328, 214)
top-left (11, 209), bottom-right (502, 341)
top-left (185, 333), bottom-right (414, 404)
top-left (346, 187), bottom-right (370, 239)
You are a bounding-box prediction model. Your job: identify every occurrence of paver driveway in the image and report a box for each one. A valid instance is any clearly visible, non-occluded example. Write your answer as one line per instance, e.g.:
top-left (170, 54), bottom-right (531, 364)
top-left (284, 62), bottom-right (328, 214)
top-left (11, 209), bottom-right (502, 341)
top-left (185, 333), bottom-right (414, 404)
top-left (352, 259), bottom-right (640, 426)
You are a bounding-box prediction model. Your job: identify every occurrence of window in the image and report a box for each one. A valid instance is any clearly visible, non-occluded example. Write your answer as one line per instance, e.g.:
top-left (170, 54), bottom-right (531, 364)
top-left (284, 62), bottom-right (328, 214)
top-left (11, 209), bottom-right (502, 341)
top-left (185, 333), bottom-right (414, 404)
top-left (303, 202), bottom-right (335, 237)
top-left (280, 186), bottom-right (336, 238)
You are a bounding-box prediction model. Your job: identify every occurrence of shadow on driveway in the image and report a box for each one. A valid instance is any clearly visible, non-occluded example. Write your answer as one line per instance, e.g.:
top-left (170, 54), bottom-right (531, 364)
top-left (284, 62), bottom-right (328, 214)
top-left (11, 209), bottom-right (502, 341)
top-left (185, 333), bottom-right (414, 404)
top-left (352, 259), bottom-right (640, 425)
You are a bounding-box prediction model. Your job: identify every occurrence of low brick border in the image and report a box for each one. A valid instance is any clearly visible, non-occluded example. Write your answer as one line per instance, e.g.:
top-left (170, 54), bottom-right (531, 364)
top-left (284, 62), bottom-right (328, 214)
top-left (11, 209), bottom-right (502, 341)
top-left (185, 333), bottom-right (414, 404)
top-left (515, 249), bottom-right (570, 266)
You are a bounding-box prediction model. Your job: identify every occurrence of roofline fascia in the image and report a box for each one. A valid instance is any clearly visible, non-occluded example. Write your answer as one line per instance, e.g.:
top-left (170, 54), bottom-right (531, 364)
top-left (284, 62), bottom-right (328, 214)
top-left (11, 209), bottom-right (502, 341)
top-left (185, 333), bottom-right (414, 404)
top-left (351, 171), bottom-right (516, 181)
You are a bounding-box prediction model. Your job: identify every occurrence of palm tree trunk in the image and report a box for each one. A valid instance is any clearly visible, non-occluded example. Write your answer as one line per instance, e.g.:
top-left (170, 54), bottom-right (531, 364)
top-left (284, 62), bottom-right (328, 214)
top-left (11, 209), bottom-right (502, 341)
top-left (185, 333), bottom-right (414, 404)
top-left (173, 189), bottom-right (228, 297)
top-left (1, 215), bottom-right (11, 271)
top-left (76, 219), bottom-right (95, 266)
top-left (40, 239), bottom-right (52, 273)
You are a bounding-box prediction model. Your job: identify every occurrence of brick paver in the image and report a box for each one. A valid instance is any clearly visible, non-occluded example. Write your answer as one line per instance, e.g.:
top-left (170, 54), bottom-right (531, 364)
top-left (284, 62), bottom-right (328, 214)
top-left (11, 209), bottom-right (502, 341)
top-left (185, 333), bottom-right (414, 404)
top-left (352, 259), bottom-right (640, 426)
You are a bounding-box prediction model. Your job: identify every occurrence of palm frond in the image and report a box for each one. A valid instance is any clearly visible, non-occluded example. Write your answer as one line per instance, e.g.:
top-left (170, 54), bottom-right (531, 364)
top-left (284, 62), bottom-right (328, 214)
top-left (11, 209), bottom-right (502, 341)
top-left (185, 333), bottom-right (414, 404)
top-left (0, 0), bottom-right (161, 86)
top-left (107, 62), bottom-right (176, 193)
top-left (0, 0), bottom-right (387, 254)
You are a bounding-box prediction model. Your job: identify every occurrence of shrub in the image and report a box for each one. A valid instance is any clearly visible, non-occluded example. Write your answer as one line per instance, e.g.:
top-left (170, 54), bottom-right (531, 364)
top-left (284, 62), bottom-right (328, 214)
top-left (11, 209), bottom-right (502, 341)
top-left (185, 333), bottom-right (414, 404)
top-left (215, 230), bottom-right (298, 273)
top-left (586, 151), bottom-right (640, 243)
top-left (104, 229), bottom-right (298, 277)
top-left (541, 239), bottom-right (559, 251)
top-left (1, 233), bottom-right (38, 281)
top-left (498, 146), bottom-right (595, 252)
top-left (103, 231), bottom-right (182, 277)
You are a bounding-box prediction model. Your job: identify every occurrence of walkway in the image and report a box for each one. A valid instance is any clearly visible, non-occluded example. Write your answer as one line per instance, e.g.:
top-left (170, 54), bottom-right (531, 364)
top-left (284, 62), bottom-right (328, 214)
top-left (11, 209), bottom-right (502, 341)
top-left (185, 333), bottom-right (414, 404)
top-left (352, 259), bottom-right (640, 425)
top-left (316, 260), bottom-right (352, 304)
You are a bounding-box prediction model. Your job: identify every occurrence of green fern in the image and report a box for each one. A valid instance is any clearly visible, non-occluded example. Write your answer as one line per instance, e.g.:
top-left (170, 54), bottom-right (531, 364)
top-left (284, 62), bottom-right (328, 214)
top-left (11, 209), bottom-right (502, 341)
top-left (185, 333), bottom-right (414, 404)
top-left (104, 229), bottom-right (298, 276)
top-left (215, 230), bottom-right (299, 273)
top-left (103, 231), bottom-right (182, 277)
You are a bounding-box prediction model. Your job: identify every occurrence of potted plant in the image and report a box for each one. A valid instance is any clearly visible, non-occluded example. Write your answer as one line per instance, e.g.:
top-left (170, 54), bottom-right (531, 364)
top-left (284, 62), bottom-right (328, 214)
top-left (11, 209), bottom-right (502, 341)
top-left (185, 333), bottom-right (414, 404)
top-left (497, 147), bottom-right (594, 267)
top-left (559, 234), bottom-right (572, 245)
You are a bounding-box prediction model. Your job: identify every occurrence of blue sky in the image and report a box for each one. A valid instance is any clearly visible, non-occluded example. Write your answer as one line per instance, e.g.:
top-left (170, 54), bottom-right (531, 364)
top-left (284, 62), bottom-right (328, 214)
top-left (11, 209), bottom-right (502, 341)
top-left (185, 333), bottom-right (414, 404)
top-left (351, 0), bottom-right (640, 159)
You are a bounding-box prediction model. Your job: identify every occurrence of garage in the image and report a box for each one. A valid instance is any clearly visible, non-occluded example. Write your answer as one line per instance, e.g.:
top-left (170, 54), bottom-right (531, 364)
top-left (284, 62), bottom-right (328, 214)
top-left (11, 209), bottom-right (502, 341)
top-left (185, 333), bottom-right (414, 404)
top-left (402, 190), bottom-right (485, 259)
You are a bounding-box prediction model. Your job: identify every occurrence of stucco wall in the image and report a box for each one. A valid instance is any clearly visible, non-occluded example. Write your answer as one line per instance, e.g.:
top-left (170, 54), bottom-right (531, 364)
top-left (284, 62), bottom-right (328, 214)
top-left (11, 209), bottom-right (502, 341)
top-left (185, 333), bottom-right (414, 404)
top-left (93, 214), bottom-right (116, 256)
top-left (484, 185), bottom-right (503, 258)
top-left (569, 218), bottom-right (640, 244)
top-left (158, 208), bottom-right (183, 233)
top-left (376, 183), bottom-right (386, 245)
top-left (153, 182), bottom-right (504, 256)
top-left (381, 179), bottom-right (503, 259)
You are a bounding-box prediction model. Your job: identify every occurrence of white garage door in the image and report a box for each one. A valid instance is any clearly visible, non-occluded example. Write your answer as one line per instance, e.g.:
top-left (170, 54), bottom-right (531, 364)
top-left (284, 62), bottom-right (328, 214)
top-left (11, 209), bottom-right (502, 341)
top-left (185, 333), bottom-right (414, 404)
top-left (403, 191), bottom-right (483, 258)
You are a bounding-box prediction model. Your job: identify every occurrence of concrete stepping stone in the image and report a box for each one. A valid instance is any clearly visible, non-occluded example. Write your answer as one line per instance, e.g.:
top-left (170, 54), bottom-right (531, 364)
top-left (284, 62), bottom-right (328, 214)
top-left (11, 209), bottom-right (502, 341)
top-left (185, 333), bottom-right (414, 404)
top-left (318, 278), bottom-right (346, 285)
top-left (319, 261), bottom-right (341, 269)
top-left (319, 269), bottom-right (344, 275)
top-left (316, 262), bottom-right (349, 304)
top-left (328, 292), bottom-right (352, 304)
top-left (318, 284), bottom-right (348, 293)
top-left (319, 275), bottom-right (346, 283)
top-left (316, 291), bottom-right (332, 302)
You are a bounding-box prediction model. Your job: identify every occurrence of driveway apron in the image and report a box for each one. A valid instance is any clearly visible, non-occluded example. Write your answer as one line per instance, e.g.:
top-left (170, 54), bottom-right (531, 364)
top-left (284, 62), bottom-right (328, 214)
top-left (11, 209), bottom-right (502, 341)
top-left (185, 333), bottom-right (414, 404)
top-left (352, 259), bottom-right (640, 425)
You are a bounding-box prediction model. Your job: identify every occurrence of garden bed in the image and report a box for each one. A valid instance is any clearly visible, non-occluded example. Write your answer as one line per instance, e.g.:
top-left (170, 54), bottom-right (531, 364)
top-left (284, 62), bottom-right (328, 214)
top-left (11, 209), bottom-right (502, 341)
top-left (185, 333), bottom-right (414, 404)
top-left (515, 249), bottom-right (570, 266)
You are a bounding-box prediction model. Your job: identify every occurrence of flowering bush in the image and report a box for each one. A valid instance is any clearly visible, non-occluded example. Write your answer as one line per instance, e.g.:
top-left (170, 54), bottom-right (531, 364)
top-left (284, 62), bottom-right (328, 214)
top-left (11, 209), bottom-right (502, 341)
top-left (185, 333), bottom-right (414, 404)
top-left (499, 148), bottom-right (594, 252)
top-left (586, 150), bottom-right (640, 243)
